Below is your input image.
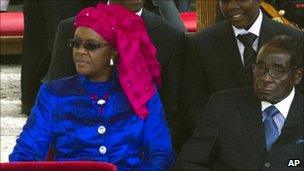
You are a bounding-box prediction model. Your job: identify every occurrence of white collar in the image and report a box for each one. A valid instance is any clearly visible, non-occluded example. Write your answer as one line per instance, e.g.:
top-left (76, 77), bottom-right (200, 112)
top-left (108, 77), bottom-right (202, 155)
top-left (233, 10), bottom-right (263, 38)
top-left (261, 87), bottom-right (295, 119)
top-left (136, 8), bottom-right (143, 16)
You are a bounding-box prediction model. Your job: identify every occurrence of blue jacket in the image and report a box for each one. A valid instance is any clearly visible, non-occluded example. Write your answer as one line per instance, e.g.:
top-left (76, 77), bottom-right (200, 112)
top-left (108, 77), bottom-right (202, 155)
top-left (10, 75), bottom-right (174, 170)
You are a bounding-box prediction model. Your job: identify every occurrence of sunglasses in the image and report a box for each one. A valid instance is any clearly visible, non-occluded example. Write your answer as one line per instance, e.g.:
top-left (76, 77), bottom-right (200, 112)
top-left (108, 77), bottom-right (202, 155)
top-left (68, 38), bottom-right (109, 51)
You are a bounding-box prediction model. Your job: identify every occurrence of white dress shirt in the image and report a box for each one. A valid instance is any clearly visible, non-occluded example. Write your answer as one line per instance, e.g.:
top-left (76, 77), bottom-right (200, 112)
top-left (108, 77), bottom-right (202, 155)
top-left (261, 87), bottom-right (295, 135)
top-left (233, 10), bottom-right (263, 65)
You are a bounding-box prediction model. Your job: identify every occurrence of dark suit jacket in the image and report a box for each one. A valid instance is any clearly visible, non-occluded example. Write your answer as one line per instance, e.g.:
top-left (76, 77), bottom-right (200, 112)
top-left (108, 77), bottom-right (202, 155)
top-left (176, 87), bottom-right (304, 171)
top-left (182, 15), bottom-right (304, 134)
top-left (43, 9), bottom-right (186, 153)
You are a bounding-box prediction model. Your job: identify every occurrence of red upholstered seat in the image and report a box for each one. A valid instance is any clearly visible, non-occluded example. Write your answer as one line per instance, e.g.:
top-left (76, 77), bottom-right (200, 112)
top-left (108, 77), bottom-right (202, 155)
top-left (0, 12), bottom-right (24, 54)
top-left (0, 12), bottom-right (24, 36)
top-left (0, 161), bottom-right (116, 171)
top-left (180, 12), bottom-right (197, 32)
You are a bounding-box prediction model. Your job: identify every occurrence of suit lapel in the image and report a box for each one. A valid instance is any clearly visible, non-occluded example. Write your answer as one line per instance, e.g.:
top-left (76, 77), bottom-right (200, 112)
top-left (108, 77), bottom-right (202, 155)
top-left (215, 22), bottom-right (248, 86)
top-left (258, 16), bottom-right (277, 50)
top-left (239, 89), bottom-right (267, 157)
top-left (141, 9), bottom-right (165, 65)
top-left (141, 9), bottom-right (160, 34)
top-left (272, 91), bottom-right (304, 150)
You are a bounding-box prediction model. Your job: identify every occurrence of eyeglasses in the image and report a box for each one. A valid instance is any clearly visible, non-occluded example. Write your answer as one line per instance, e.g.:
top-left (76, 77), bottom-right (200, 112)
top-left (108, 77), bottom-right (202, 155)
top-left (252, 63), bottom-right (297, 79)
top-left (68, 39), bottom-right (108, 51)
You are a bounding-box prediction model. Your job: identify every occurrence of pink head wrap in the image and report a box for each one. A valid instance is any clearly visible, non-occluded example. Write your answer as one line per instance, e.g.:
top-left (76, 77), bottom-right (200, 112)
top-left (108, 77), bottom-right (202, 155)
top-left (74, 3), bottom-right (161, 119)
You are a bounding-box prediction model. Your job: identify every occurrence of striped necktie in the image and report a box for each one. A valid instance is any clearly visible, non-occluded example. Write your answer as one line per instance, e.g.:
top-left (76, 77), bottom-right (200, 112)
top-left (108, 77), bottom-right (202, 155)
top-left (237, 33), bottom-right (257, 85)
top-left (263, 105), bottom-right (280, 151)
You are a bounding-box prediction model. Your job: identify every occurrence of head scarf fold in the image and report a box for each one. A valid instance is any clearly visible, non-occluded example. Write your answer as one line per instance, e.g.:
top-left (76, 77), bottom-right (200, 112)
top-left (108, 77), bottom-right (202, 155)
top-left (74, 3), bottom-right (161, 119)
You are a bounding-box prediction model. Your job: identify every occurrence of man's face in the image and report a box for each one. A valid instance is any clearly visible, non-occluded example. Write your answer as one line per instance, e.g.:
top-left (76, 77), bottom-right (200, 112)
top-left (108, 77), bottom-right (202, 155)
top-left (111, 0), bottom-right (144, 12)
top-left (219, 0), bottom-right (260, 29)
top-left (253, 45), bottom-right (302, 103)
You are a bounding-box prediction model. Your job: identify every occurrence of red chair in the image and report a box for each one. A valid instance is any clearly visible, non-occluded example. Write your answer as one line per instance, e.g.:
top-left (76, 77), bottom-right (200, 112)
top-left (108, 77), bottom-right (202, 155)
top-left (0, 161), bottom-right (116, 171)
top-left (180, 12), bottom-right (197, 33)
top-left (0, 12), bottom-right (24, 54)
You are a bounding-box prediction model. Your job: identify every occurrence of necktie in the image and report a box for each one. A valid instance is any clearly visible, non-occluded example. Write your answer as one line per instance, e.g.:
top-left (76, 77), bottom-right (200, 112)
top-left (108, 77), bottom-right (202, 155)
top-left (237, 33), bottom-right (257, 84)
top-left (263, 105), bottom-right (280, 151)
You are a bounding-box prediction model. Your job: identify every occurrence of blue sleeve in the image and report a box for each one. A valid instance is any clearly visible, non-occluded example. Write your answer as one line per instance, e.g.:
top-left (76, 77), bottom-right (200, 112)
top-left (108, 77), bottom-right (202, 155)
top-left (136, 92), bottom-right (175, 170)
top-left (9, 84), bottom-right (53, 161)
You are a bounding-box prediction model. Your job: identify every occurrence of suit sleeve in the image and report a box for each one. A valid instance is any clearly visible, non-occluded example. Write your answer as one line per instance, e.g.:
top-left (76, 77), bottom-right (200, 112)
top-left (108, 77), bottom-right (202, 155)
top-left (181, 36), bottom-right (211, 134)
top-left (160, 30), bottom-right (187, 153)
top-left (157, 0), bottom-right (186, 32)
top-left (175, 94), bottom-right (220, 171)
top-left (135, 92), bottom-right (175, 171)
top-left (9, 84), bottom-right (53, 161)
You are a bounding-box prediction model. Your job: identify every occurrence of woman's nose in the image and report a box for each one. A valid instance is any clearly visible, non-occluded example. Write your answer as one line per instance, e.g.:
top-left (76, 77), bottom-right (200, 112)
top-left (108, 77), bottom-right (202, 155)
top-left (74, 45), bottom-right (88, 55)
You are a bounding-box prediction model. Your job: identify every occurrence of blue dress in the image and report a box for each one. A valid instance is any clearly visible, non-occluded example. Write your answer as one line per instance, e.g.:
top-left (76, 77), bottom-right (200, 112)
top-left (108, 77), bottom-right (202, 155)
top-left (9, 74), bottom-right (174, 170)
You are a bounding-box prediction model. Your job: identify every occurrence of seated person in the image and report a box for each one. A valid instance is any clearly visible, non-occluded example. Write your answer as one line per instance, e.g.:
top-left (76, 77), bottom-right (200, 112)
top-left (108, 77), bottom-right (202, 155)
top-left (176, 35), bottom-right (303, 170)
top-left (43, 0), bottom-right (186, 154)
top-left (9, 3), bottom-right (174, 170)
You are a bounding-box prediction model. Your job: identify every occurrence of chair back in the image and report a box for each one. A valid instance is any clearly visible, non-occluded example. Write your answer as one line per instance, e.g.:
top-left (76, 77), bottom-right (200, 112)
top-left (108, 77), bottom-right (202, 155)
top-left (0, 161), bottom-right (116, 171)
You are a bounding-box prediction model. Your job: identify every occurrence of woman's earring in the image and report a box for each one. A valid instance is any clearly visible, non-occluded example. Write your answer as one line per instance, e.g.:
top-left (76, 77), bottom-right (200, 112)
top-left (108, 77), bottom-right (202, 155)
top-left (110, 59), bottom-right (114, 66)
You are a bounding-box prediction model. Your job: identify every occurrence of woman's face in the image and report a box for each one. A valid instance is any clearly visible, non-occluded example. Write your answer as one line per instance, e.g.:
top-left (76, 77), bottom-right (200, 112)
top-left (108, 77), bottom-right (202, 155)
top-left (72, 27), bottom-right (116, 81)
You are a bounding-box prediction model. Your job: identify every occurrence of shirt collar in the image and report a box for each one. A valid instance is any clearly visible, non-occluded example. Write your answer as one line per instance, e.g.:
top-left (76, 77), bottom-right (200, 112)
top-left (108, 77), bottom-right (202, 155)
top-left (136, 8), bottom-right (143, 16)
top-left (233, 10), bottom-right (263, 37)
top-left (261, 87), bottom-right (295, 119)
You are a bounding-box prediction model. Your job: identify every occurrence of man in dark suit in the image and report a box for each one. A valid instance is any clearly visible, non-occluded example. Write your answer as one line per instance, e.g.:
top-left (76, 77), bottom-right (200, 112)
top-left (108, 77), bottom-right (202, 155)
top-left (21, 0), bottom-right (100, 115)
top-left (43, 0), bottom-right (186, 153)
top-left (176, 35), bottom-right (303, 170)
top-left (182, 0), bottom-right (303, 134)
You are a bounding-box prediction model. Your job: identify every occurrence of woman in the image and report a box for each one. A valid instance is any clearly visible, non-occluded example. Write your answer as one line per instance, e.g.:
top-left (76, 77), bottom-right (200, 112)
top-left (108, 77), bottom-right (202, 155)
top-left (9, 3), bottom-right (174, 170)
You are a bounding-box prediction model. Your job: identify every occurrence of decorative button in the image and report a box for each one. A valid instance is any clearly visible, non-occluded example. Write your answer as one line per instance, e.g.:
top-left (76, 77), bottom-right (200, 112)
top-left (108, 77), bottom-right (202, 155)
top-left (278, 10), bottom-right (285, 16)
top-left (126, 82), bottom-right (131, 88)
top-left (97, 99), bottom-right (106, 105)
top-left (99, 146), bottom-right (107, 154)
top-left (264, 162), bottom-right (270, 168)
top-left (90, 94), bottom-right (97, 100)
top-left (98, 126), bottom-right (106, 135)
